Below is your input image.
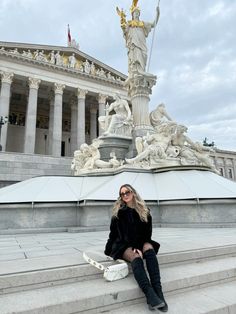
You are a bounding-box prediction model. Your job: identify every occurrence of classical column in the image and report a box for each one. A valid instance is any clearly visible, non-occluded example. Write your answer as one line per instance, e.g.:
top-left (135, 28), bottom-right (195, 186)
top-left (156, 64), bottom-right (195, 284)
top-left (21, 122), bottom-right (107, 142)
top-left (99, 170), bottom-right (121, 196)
top-left (48, 91), bottom-right (54, 155)
top-left (232, 158), bottom-right (236, 181)
top-left (24, 77), bottom-right (41, 154)
top-left (90, 106), bottom-right (97, 142)
top-left (129, 74), bottom-right (157, 137)
top-left (70, 97), bottom-right (78, 155)
top-left (98, 93), bottom-right (107, 136)
top-left (0, 72), bottom-right (14, 151)
top-left (77, 88), bottom-right (87, 147)
top-left (52, 83), bottom-right (65, 156)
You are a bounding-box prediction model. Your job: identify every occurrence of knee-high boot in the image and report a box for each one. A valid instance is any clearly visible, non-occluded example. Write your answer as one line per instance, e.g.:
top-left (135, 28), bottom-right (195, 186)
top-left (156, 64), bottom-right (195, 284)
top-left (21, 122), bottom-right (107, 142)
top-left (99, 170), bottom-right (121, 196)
top-left (144, 249), bottom-right (168, 312)
top-left (131, 257), bottom-right (165, 311)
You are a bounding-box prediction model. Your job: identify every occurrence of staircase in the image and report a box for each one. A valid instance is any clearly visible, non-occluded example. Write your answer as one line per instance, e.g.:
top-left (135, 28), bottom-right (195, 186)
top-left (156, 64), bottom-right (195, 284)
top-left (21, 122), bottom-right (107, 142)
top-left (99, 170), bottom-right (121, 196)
top-left (0, 244), bottom-right (236, 313)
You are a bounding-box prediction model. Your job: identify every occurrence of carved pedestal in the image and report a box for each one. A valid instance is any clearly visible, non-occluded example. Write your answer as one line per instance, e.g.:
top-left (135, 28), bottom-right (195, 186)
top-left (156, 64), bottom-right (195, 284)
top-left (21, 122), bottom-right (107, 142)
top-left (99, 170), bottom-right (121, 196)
top-left (98, 135), bottom-right (132, 161)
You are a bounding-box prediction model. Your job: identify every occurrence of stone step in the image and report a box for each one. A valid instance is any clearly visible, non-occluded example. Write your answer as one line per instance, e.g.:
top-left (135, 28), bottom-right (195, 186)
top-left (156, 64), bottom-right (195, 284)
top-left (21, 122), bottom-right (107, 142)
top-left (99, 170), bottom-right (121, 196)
top-left (0, 255), bottom-right (235, 313)
top-left (1, 245), bottom-right (236, 294)
top-left (108, 280), bottom-right (236, 314)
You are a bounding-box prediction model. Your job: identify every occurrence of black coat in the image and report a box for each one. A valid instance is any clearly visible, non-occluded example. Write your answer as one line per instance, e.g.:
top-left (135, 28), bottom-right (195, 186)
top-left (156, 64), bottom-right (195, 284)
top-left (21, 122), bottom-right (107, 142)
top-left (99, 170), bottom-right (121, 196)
top-left (104, 205), bottom-right (160, 260)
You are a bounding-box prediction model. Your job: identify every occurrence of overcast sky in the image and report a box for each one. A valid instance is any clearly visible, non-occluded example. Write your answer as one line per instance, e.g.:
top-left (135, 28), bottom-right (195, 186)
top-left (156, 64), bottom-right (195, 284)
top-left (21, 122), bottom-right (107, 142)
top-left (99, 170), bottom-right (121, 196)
top-left (0, 0), bottom-right (236, 151)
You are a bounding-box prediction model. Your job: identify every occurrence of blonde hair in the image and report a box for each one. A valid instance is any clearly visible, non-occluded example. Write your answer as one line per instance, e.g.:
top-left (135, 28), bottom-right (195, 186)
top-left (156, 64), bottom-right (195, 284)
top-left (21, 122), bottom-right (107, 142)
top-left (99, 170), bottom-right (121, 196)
top-left (112, 184), bottom-right (149, 222)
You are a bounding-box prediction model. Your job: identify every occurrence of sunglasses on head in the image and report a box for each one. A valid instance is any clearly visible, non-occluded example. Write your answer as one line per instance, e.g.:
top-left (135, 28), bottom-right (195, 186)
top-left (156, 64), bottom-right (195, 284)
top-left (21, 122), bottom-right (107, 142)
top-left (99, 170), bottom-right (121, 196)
top-left (120, 190), bottom-right (132, 198)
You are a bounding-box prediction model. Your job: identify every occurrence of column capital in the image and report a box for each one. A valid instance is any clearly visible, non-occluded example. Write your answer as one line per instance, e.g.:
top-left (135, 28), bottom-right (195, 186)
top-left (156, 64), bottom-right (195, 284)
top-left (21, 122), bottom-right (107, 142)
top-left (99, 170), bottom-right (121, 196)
top-left (77, 88), bottom-right (88, 99)
top-left (1, 71), bottom-right (14, 84)
top-left (97, 93), bottom-right (107, 104)
top-left (28, 77), bottom-right (41, 89)
top-left (54, 83), bottom-right (65, 95)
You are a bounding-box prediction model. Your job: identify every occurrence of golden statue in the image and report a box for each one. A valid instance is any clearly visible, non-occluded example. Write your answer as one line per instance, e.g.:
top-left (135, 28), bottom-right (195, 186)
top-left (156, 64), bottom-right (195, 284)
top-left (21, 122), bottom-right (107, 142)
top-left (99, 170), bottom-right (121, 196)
top-left (116, 0), bottom-right (160, 77)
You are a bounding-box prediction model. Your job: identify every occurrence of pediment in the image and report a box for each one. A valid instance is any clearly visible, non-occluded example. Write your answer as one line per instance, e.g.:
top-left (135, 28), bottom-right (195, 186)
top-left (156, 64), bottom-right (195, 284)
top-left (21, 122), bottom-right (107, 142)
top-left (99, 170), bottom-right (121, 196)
top-left (0, 41), bottom-right (126, 83)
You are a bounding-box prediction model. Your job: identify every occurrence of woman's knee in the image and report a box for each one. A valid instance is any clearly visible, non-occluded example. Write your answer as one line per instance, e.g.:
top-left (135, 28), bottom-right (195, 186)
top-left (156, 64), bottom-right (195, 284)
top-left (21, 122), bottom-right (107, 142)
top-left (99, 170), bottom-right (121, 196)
top-left (143, 242), bottom-right (154, 252)
top-left (123, 248), bottom-right (140, 262)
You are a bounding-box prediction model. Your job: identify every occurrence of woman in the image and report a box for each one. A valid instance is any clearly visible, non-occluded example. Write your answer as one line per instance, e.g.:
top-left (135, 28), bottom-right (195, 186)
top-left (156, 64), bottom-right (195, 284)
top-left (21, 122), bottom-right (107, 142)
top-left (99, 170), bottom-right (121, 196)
top-left (104, 184), bottom-right (168, 312)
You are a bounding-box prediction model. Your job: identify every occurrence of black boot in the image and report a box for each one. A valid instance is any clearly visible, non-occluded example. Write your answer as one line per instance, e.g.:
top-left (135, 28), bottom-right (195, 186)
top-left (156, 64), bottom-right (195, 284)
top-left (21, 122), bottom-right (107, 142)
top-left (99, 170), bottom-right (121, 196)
top-left (131, 257), bottom-right (165, 311)
top-left (144, 249), bottom-right (168, 312)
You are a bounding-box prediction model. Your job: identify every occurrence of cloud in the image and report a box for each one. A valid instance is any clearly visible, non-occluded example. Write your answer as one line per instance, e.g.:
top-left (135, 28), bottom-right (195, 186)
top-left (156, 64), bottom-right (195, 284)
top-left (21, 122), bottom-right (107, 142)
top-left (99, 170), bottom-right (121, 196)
top-left (0, 0), bottom-right (235, 151)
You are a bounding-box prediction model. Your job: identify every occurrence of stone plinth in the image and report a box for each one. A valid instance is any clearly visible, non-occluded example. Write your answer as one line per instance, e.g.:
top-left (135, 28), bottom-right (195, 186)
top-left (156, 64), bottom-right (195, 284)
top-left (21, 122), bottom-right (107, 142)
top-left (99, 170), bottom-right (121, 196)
top-left (98, 135), bottom-right (132, 161)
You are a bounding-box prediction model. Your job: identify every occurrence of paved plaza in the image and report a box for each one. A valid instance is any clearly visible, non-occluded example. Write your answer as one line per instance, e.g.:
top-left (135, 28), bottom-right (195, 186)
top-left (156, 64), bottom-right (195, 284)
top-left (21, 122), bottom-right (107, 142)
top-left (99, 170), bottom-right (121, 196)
top-left (0, 227), bottom-right (236, 264)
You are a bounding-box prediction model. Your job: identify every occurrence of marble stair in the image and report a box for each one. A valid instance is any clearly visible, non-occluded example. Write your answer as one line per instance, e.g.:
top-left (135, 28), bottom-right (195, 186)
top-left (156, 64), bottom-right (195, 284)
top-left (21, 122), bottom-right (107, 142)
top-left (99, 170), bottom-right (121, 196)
top-left (0, 244), bottom-right (236, 313)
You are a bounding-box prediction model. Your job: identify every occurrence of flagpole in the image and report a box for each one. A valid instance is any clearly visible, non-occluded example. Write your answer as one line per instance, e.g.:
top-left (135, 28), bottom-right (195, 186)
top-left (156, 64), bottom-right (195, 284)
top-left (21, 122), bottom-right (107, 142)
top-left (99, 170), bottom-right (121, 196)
top-left (67, 24), bottom-right (71, 46)
top-left (147, 0), bottom-right (160, 72)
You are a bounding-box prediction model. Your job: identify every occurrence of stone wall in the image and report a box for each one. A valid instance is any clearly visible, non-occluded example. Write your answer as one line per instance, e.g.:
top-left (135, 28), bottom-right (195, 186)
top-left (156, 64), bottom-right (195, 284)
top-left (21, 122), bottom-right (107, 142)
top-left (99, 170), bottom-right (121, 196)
top-left (0, 199), bottom-right (235, 231)
top-left (0, 152), bottom-right (72, 187)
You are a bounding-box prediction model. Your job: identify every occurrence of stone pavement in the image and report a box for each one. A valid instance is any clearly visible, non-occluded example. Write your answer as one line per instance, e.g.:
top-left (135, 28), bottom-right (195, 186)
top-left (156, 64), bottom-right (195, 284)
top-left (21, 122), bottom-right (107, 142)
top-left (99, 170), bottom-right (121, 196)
top-left (0, 227), bottom-right (236, 263)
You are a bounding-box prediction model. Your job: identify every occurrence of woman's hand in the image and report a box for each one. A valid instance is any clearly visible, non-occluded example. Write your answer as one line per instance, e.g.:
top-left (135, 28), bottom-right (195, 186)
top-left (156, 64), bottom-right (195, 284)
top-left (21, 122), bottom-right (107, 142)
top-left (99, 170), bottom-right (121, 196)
top-left (133, 248), bottom-right (143, 258)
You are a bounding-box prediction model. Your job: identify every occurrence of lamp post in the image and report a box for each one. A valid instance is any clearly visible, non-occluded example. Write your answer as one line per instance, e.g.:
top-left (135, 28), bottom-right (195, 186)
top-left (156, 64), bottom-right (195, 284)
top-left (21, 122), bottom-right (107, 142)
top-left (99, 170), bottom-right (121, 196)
top-left (0, 116), bottom-right (8, 152)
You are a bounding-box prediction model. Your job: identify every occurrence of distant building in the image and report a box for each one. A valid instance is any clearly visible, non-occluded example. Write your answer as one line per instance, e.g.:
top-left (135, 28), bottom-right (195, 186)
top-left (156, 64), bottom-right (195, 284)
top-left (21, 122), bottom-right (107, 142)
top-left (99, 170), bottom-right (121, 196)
top-left (210, 148), bottom-right (236, 181)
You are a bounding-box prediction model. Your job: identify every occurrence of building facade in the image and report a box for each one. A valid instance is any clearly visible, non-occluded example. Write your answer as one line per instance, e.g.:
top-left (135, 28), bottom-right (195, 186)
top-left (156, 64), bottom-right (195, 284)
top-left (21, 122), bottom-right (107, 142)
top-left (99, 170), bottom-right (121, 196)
top-left (210, 149), bottom-right (236, 181)
top-left (0, 41), bottom-right (127, 157)
top-left (0, 41), bottom-right (129, 187)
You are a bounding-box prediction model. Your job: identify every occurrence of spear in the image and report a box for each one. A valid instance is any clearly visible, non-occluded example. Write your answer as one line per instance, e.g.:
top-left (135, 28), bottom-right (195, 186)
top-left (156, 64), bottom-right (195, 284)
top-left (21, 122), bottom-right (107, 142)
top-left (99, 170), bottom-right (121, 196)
top-left (147, 0), bottom-right (160, 72)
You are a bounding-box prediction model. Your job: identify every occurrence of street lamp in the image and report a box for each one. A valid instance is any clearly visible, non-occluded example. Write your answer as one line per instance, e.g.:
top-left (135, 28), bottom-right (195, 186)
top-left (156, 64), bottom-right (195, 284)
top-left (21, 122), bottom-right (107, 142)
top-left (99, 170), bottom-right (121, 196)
top-left (0, 116), bottom-right (8, 152)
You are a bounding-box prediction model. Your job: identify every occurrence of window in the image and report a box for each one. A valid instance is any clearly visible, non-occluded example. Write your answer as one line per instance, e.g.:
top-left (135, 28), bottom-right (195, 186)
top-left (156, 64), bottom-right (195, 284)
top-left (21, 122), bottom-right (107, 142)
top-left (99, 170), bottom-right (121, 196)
top-left (228, 168), bottom-right (233, 179)
top-left (219, 167), bottom-right (224, 176)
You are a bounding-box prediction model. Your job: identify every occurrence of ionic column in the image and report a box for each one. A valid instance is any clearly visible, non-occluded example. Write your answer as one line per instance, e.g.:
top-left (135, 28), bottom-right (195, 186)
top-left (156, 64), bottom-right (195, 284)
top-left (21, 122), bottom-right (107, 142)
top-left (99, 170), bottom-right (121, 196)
top-left (0, 72), bottom-right (14, 151)
top-left (98, 93), bottom-right (107, 136)
top-left (48, 91), bottom-right (54, 155)
top-left (90, 106), bottom-right (97, 142)
top-left (24, 77), bottom-right (41, 154)
top-left (52, 83), bottom-right (65, 156)
top-left (77, 89), bottom-right (87, 147)
top-left (232, 158), bottom-right (236, 181)
top-left (70, 98), bottom-right (78, 154)
top-left (223, 157), bottom-right (228, 179)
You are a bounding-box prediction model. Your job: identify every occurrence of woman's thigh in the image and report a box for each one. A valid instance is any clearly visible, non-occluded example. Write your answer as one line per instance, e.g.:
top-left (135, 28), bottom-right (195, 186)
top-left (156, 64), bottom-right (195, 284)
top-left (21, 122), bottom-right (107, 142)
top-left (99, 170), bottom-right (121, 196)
top-left (122, 247), bottom-right (140, 262)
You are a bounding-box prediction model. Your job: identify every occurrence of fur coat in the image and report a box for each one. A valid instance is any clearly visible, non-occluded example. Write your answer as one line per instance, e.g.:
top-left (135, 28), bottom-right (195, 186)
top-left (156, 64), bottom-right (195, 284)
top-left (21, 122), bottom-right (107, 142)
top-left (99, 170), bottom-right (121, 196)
top-left (104, 205), bottom-right (160, 260)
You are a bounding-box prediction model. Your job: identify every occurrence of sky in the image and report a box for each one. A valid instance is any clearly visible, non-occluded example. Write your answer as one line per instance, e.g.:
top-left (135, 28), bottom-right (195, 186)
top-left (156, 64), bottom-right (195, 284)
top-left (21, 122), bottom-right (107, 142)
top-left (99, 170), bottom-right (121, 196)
top-left (0, 0), bottom-right (236, 151)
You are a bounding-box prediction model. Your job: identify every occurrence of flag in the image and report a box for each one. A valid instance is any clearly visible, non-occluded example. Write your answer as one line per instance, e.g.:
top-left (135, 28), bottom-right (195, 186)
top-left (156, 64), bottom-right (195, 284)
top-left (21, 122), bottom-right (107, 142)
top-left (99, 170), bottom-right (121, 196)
top-left (67, 24), bottom-right (71, 45)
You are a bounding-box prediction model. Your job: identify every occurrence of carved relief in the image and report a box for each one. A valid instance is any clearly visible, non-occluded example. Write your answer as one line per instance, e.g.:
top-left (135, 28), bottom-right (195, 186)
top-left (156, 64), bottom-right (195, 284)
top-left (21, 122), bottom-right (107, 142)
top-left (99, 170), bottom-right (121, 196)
top-left (1, 72), bottom-right (14, 84)
top-left (0, 47), bottom-right (125, 82)
top-left (77, 88), bottom-right (88, 99)
top-left (28, 77), bottom-right (41, 89)
top-left (54, 83), bottom-right (65, 95)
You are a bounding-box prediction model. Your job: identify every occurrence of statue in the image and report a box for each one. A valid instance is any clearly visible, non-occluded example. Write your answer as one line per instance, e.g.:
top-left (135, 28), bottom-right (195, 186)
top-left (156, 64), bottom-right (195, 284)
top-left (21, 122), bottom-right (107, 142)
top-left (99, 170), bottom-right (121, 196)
top-left (90, 62), bottom-right (96, 75)
top-left (168, 124), bottom-right (218, 172)
top-left (83, 59), bottom-right (91, 74)
top-left (9, 48), bottom-right (19, 54)
top-left (126, 123), bottom-right (176, 166)
top-left (71, 140), bottom-right (123, 174)
top-left (33, 50), bottom-right (39, 60)
top-left (150, 103), bottom-right (173, 131)
top-left (50, 51), bottom-right (55, 64)
top-left (26, 50), bottom-right (33, 59)
top-left (55, 51), bottom-right (63, 66)
top-left (38, 50), bottom-right (47, 62)
top-left (117, 0), bottom-right (160, 79)
top-left (68, 53), bottom-right (76, 68)
top-left (97, 68), bottom-right (106, 78)
top-left (98, 94), bottom-right (133, 137)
